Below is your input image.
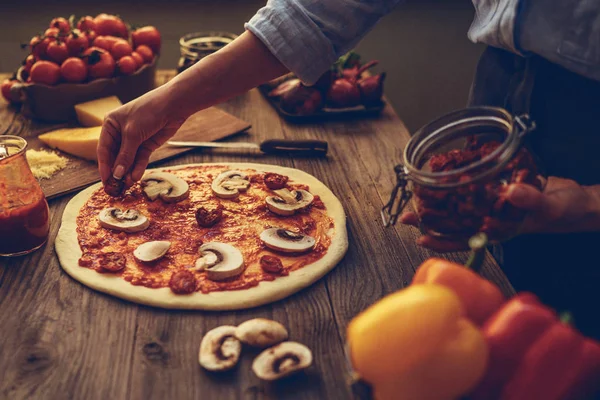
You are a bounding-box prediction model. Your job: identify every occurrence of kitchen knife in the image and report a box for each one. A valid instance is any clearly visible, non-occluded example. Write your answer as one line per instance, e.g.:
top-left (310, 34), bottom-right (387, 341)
top-left (167, 139), bottom-right (328, 157)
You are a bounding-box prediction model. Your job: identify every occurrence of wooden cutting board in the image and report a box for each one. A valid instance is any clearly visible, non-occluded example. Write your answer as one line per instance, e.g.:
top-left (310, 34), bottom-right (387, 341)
top-left (28, 107), bottom-right (250, 199)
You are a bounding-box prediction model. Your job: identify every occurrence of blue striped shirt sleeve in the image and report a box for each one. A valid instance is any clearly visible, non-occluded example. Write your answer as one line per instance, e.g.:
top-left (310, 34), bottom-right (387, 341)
top-left (245, 0), bottom-right (404, 85)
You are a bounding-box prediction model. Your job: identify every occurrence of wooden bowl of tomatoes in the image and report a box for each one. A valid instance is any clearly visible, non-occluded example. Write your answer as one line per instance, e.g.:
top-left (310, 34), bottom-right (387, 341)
top-left (2, 14), bottom-right (162, 123)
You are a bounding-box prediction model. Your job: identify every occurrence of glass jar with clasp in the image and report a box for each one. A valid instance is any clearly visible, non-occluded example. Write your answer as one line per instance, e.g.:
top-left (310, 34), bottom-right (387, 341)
top-left (0, 136), bottom-right (50, 256)
top-left (382, 107), bottom-right (546, 243)
top-left (178, 31), bottom-right (238, 73)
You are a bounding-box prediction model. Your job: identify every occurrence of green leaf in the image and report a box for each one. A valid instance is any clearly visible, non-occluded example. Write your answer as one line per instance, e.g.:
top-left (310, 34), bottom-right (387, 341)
top-left (333, 51), bottom-right (361, 73)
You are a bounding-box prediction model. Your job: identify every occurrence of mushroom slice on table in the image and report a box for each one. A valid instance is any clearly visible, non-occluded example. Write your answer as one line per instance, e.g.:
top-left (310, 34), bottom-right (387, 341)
top-left (252, 341), bottom-right (313, 381)
top-left (133, 240), bottom-right (171, 262)
top-left (265, 189), bottom-right (314, 216)
top-left (235, 318), bottom-right (289, 348)
top-left (260, 228), bottom-right (316, 253)
top-left (194, 242), bottom-right (244, 281)
top-left (140, 172), bottom-right (189, 203)
top-left (199, 325), bottom-right (242, 372)
top-left (98, 207), bottom-right (150, 232)
top-left (211, 170), bottom-right (250, 199)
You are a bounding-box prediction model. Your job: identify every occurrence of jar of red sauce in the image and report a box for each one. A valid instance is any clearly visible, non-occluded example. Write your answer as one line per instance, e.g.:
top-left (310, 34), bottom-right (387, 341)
top-left (0, 136), bottom-right (50, 256)
top-left (382, 107), bottom-right (546, 243)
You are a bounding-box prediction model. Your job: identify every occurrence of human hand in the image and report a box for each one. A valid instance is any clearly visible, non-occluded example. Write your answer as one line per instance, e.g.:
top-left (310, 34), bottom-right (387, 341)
top-left (400, 177), bottom-right (599, 252)
top-left (97, 88), bottom-right (186, 190)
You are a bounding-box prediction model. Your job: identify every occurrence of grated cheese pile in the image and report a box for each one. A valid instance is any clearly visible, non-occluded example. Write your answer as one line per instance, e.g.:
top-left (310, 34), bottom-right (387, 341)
top-left (26, 149), bottom-right (69, 179)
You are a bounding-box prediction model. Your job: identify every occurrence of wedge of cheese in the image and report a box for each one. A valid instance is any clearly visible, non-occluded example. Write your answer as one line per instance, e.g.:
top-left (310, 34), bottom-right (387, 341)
top-left (74, 96), bottom-right (122, 127)
top-left (38, 126), bottom-right (101, 161)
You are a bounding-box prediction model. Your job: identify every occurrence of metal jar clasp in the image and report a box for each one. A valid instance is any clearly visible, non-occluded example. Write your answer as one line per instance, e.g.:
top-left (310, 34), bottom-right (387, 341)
top-left (515, 114), bottom-right (536, 137)
top-left (381, 164), bottom-right (412, 227)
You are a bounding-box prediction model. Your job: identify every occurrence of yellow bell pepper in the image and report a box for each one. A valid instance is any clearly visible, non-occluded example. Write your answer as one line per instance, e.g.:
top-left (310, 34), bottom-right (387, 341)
top-left (347, 285), bottom-right (488, 400)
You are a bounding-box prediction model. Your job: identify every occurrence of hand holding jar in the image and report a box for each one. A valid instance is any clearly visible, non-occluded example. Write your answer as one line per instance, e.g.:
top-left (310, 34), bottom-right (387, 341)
top-left (383, 107), bottom-right (600, 252)
top-left (383, 108), bottom-right (543, 250)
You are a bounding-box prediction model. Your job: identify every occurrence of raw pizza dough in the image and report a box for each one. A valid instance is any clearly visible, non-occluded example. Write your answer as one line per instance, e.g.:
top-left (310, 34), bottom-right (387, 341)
top-left (55, 163), bottom-right (348, 310)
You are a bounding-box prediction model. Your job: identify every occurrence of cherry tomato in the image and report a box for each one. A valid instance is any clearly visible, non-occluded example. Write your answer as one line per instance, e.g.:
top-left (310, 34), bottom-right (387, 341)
top-left (23, 54), bottom-right (36, 74)
top-left (117, 55), bottom-right (136, 75)
top-left (1, 80), bottom-right (17, 103)
top-left (50, 17), bottom-right (70, 33)
top-left (84, 47), bottom-right (115, 79)
top-left (40, 37), bottom-right (56, 58)
top-left (60, 57), bottom-right (87, 83)
top-left (93, 35), bottom-right (119, 51)
top-left (66, 29), bottom-right (89, 56)
top-left (46, 40), bottom-right (69, 64)
top-left (135, 45), bottom-right (154, 63)
top-left (110, 39), bottom-right (132, 60)
top-left (44, 27), bottom-right (61, 39)
top-left (131, 26), bottom-right (161, 54)
top-left (30, 61), bottom-right (61, 85)
top-left (77, 16), bottom-right (96, 32)
top-left (94, 14), bottom-right (128, 38)
top-left (84, 30), bottom-right (97, 44)
top-left (29, 36), bottom-right (49, 58)
top-left (130, 51), bottom-right (144, 68)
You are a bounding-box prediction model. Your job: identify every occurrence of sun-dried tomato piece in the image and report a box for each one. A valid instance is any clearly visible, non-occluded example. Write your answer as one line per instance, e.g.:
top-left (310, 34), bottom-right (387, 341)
top-left (264, 173), bottom-right (289, 190)
top-left (169, 270), bottom-right (197, 294)
top-left (260, 255), bottom-right (284, 274)
top-left (195, 205), bottom-right (223, 228)
top-left (78, 255), bottom-right (93, 267)
top-left (104, 176), bottom-right (125, 197)
top-left (99, 252), bottom-right (126, 272)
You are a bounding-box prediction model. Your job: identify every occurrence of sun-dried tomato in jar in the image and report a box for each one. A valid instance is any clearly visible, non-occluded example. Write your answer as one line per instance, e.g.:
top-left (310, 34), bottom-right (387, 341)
top-left (382, 107), bottom-right (546, 243)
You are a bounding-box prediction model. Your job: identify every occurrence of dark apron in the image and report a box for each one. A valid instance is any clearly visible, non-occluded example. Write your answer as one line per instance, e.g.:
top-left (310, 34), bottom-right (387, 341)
top-left (469, 47), bottom-right (600, 340)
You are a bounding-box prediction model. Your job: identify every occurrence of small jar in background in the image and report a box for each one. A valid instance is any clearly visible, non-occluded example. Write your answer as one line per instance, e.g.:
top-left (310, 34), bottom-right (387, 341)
top-left (178, 32), bottom-right (238, 73)
top-left (382, 107), bottom-right (546, 243)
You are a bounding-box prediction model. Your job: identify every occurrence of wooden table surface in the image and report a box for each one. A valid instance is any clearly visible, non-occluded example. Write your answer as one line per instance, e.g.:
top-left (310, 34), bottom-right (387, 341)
top-left (0, 70), bottom-right (514, 400)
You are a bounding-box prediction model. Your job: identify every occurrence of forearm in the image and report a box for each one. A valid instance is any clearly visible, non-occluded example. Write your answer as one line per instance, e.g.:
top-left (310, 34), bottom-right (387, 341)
top-left (582, 184), bottom-right (600, 231)
top-left (159, 31), bottom-right (288, 121)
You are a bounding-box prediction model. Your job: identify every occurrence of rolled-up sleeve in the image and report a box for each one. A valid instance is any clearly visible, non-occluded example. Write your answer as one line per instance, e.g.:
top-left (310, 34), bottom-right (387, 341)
top-left (468, 0), bottom-right (521, 54)
top-left (245, 0), bottom-right (404, 85)
top-left (469, 0), bottom-right (600, 82)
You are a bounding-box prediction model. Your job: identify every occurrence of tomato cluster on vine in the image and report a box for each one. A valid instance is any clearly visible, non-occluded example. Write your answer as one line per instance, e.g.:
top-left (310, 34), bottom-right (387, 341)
top-left (2, 14), bottom-right (161, 103)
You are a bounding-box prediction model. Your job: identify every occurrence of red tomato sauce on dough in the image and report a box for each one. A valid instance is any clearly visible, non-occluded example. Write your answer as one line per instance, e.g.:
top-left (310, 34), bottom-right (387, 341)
top-left (76, 166), bottom-right (334, 293)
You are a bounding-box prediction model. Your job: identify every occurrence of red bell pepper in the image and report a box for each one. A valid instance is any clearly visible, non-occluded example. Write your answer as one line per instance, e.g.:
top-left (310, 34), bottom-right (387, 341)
top-left (471, 293), bottom-right (600, 400)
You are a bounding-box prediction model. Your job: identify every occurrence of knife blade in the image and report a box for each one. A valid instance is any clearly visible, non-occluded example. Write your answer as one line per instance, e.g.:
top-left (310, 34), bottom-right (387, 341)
top-left (167, 139), bottom-right (328, 157)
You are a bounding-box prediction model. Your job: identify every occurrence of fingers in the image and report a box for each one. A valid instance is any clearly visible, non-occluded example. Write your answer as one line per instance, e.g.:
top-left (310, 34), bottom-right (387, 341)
top-left (97, 119), bottom-right (120, 184)
top-left (399, 212), bottom-right (419, 227)
top-left (416, 236), bottom-right (470, 252)
top-left (129, 127), bottom-right (181, 183)
top-left (397, 212), bottom-right (468, 252)
top-left (505, 183), bottom-right (544, 210)
top-left (112, 134), bottom-right (142, 180)
top-left (130, 146), bottom-right (153, 183)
